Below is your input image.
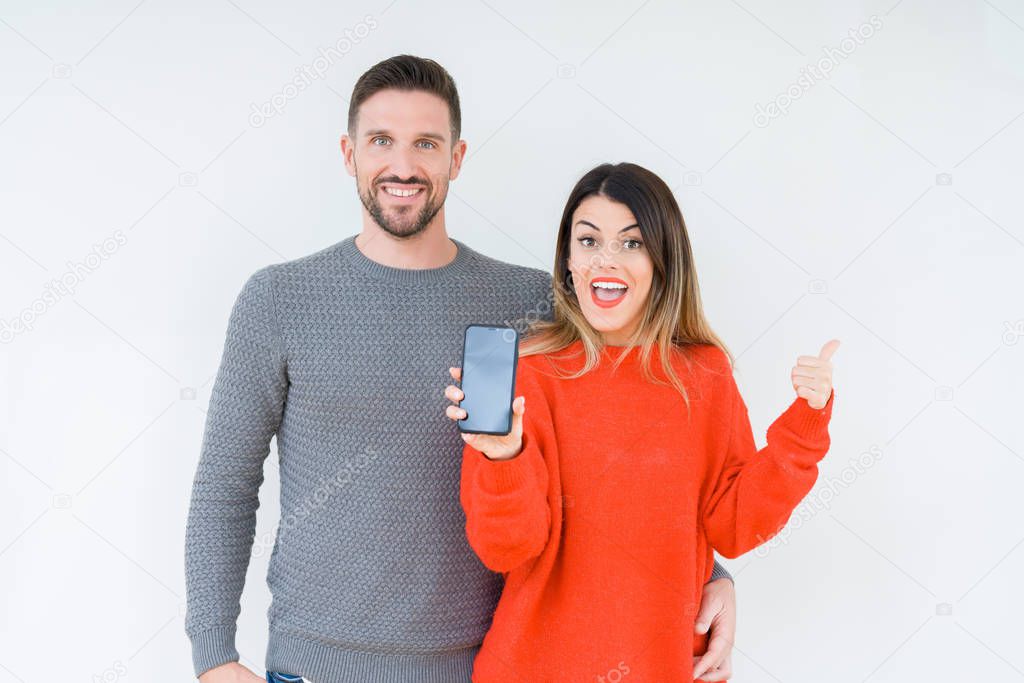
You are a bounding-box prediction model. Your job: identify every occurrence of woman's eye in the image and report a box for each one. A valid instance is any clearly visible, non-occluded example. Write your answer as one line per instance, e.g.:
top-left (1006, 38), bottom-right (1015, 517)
top-left (577, 237), bottom-right (597, 248)
top-left (624, 239), bottom-right (643, 250)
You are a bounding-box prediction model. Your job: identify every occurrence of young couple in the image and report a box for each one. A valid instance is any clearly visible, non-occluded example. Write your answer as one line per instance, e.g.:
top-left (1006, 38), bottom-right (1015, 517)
top-left (185, 54), bottom-right (835, 683)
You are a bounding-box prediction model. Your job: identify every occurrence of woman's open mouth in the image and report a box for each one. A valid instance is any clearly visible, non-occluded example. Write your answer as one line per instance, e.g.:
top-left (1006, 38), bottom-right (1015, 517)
top-left (590, 277), bottom-right (629, 308)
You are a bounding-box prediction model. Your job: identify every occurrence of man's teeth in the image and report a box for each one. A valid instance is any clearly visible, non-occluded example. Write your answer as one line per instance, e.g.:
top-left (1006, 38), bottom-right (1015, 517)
top-left (384, 187), bottom-right (422, 197)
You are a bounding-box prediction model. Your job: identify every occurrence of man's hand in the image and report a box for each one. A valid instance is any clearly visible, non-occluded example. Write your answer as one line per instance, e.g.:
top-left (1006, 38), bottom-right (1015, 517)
top-left (198, 662), bottom-right (264, 682)
top-left (692, 577), bottom-right (735, 681)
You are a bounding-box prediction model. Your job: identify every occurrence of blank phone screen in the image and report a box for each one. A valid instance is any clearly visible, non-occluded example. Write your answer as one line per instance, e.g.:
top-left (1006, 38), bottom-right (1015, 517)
top-left (458, 325), bottom-right (518, 435)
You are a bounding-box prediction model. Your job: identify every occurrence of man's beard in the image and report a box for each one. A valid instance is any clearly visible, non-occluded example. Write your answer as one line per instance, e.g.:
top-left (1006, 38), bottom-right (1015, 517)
top-left (358, 175), bottom-right (446, 239)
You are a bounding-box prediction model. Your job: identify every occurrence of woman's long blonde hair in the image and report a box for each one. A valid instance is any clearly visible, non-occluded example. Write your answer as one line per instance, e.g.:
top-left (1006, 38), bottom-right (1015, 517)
top-left (520, 162), bottom-right (733, 411)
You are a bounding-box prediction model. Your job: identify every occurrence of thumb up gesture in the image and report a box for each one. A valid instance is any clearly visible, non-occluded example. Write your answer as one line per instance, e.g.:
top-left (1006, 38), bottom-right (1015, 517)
top-left (792, 339), bottom-right (840, 409)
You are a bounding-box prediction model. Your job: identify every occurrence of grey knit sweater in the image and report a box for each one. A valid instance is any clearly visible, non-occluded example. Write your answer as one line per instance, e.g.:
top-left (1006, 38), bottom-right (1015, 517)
top-left (184, 234), bottom-right (730, 681)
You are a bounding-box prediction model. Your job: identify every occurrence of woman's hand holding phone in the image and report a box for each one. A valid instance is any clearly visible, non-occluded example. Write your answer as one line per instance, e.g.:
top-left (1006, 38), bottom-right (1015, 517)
top-left (445, 366), bottom-right (525, 460)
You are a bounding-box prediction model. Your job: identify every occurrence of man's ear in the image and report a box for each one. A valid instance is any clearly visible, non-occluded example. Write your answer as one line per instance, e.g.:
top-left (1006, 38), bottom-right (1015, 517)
top-left (340, 133), bottom-right (357, 178)
top-left (449, 138), bottom-right (468, 181)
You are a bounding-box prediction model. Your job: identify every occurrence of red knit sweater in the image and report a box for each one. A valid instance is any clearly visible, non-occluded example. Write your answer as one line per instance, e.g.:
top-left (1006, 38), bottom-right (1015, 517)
top-left (460, 339), bottom-right (835, 682)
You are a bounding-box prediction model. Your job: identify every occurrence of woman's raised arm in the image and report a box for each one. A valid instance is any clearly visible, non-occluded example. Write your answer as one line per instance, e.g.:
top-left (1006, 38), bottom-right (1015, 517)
top-left (702, 348), bottom-right (836, 559)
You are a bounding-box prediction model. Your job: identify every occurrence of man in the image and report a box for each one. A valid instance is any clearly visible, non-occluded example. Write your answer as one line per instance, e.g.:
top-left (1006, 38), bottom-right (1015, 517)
top-left (185, 54), bottom-right (736, 683)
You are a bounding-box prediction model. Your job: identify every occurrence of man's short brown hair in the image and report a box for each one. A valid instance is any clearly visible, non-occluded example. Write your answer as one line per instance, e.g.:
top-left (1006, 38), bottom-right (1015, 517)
top-left (348, 54), bottom-right (461, 143)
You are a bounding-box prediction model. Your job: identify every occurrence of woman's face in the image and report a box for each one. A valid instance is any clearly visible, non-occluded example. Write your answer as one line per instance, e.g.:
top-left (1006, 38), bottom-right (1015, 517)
top-left (566, 195), bottom-right (654, 346)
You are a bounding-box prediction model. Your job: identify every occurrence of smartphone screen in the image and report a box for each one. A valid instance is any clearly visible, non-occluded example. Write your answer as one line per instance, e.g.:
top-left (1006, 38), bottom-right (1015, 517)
top-left (458, 324), bottom-right (519, 435)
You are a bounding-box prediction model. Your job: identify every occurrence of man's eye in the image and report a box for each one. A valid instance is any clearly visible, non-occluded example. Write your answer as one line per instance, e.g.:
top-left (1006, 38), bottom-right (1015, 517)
top-left (371, 137), bottom-right (390, 145)
top-left (417, 140), bottom-right (436, 149)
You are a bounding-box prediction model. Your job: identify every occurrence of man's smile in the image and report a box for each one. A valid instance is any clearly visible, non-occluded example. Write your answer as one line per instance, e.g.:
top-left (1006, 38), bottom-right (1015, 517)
top-left (380, 184), bottom-right (426, 202)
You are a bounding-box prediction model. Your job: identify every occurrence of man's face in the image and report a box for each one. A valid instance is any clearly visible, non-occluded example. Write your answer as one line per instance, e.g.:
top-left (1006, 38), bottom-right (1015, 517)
top-left (341, 89), bottom-right (465, 238)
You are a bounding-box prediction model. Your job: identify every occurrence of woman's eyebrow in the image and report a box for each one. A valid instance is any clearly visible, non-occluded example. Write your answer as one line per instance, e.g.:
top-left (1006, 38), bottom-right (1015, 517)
top-left (574, 219), bottom-right (640, 233)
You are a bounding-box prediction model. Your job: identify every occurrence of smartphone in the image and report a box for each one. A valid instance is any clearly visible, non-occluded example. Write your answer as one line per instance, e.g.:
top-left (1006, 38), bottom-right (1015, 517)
top-left (457, 324), bottom-right (520, 435)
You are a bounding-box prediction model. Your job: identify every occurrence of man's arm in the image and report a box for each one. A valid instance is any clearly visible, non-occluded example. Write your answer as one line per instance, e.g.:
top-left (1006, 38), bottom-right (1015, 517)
top-left (694, 567), bottom-right (736, 681)
top-left (709, 558), bottom-right (732, 583)
top-left (184, 266), bottom-right (288, 678)
top-left (692, 557), bottom-right (735, 680)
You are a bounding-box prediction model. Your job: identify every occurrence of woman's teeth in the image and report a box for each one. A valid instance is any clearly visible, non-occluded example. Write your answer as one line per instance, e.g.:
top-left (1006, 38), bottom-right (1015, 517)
top-left (592, 282), bottom-right (627, 301)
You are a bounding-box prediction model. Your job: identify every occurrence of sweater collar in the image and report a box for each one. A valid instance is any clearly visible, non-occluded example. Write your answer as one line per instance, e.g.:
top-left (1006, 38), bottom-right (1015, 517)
top-left (564, 338), bottom-right (657, 362)
top-left (339, 234), bottom-right (475, 284)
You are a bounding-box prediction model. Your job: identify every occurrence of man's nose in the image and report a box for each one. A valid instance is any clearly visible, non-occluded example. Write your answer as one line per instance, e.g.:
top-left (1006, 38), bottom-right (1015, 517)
top-left (389, 148), bottom-right (419, 181)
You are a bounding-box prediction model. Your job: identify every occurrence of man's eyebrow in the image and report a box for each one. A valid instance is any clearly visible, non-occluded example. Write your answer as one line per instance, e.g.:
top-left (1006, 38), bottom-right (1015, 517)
top-left (364, 129), bottom-right (447, 143)
top-left (574, 219), bottom-right (641, 233)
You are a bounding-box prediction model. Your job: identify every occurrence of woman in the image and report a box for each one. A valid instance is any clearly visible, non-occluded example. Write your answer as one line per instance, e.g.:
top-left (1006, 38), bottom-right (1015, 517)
top-left (443, 162), bottom-right (838, 682)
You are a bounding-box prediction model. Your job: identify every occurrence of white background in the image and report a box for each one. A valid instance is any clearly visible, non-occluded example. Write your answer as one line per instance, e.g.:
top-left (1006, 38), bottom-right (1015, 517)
top-left (2, 1), bottom-right (1023, 681)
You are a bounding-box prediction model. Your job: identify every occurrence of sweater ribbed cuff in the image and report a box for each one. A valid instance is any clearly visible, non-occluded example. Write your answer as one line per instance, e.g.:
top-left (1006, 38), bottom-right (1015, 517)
top-left (189, 624), bottom-right (239, 678)
top-left (472, 435), bottom-right (538, 494)
top-left (772, 388), bottom-right (835, 445)
top-left (709, 559), bottom-right (733, 583)
top-left (792, 387), bottom-right (834, 427)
